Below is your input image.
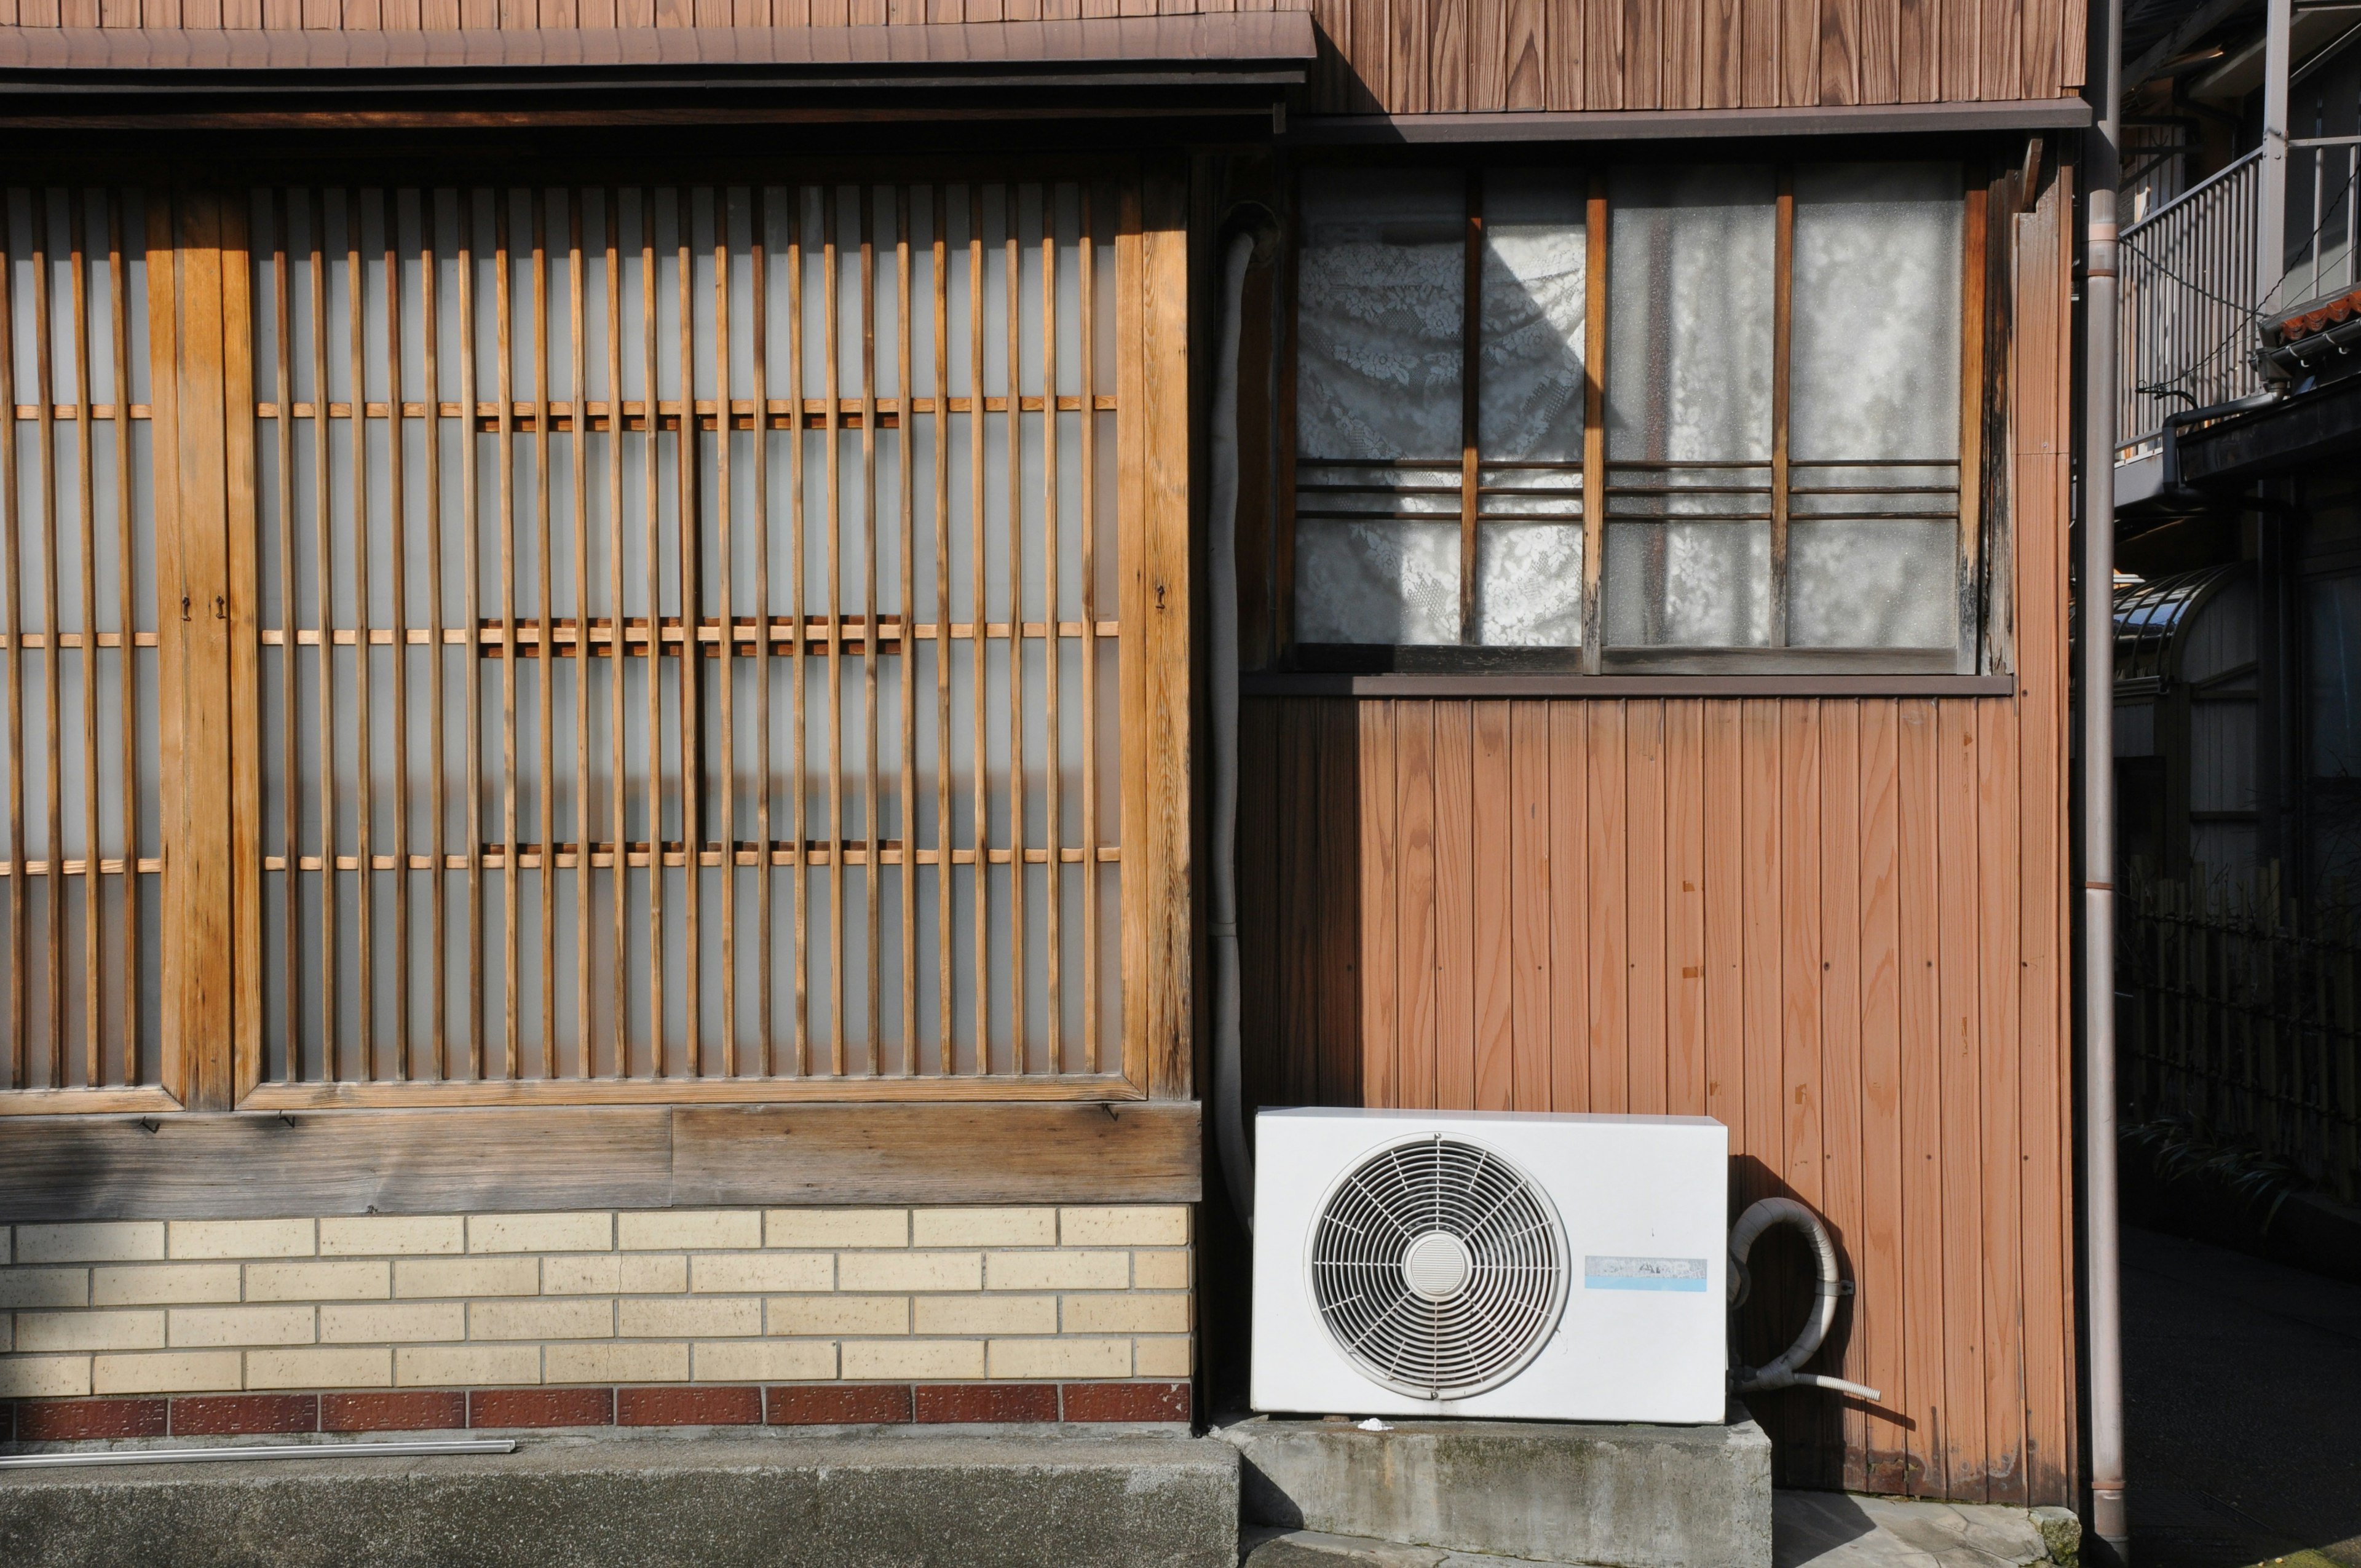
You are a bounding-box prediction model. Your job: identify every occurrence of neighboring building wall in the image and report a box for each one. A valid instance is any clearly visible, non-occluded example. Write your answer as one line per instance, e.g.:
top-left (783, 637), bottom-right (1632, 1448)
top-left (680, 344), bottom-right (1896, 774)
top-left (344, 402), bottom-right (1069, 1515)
top-left (0, 1206), bottom-right (1193, 1436)
top-left (1237, 170), bottom-right (2079, 1505)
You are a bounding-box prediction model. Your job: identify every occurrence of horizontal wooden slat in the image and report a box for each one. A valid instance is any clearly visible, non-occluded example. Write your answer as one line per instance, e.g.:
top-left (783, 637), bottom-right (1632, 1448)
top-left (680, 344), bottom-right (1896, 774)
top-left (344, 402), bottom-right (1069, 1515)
top-left (251, 395), bottom-right (1116, 427)
top-left (0, 1100), bottom-right (1201, 1217)
top-left (255, 619), bottom-right (1119, 651)
top-left (9, 403), bottom-right (152, 421)
top-left (0, 631), bottom-right (160, 649)
top-left (0, 857), bottom-right (164, 877)
top-left (261, 845), bottom-right (1120, 870)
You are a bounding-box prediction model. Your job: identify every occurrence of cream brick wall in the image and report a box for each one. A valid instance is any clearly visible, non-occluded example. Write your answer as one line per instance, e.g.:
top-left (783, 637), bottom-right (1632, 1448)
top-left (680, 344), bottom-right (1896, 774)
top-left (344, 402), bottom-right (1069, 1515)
top-left (0, 1208), bottom-right (1192, 1399)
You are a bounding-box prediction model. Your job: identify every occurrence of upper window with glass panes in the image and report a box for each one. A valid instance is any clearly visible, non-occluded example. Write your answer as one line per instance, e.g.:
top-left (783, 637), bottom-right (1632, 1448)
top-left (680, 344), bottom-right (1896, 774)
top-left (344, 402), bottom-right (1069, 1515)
top-left (1290, 162), bottom-right (1978, 673)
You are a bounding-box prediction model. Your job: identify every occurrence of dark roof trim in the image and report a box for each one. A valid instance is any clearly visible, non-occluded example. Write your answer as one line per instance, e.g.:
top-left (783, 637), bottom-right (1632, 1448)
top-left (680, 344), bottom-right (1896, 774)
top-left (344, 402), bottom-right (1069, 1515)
top-left (2178, 374), bottom-right (2361, 484)
top-left (0, 15), bottom-right (1313, 84)
top-left (1286, 97), bottom-right (2092, 144)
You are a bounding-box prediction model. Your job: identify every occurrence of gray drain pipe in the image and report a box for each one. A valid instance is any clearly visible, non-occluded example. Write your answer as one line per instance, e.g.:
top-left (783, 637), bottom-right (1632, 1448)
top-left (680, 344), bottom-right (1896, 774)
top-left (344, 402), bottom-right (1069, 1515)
top-left (1211, 207), bottom-right (1275, 1233)
top-left (2082, 0), bottom-right (2130, 1554)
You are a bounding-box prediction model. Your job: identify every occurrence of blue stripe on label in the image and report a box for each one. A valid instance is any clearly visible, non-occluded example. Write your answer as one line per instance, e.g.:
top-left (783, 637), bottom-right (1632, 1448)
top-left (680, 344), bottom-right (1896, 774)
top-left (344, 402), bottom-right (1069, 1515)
top-left (1583, 1255), bottom-right (1709, 1293)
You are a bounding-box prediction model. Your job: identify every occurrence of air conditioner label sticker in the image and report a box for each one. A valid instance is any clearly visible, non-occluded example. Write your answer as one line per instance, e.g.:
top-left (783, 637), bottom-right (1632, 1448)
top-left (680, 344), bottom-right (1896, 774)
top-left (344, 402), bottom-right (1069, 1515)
top-left (1584, 1256), bottom-right (1709, 1292)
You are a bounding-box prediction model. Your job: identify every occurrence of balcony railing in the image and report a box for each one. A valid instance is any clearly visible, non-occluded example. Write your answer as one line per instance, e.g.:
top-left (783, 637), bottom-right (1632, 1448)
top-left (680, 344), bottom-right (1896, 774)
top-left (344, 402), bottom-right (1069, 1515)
top-left (2118, 138), bottom-right (2361, 457)
top-left (2118, 149), bottom-right (2264, 456)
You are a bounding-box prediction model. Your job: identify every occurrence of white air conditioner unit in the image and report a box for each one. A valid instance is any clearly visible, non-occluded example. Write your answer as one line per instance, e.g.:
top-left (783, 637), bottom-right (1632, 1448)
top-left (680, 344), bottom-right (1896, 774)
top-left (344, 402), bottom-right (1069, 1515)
top-left (1251, 1107), bottom-right (1729, 1423)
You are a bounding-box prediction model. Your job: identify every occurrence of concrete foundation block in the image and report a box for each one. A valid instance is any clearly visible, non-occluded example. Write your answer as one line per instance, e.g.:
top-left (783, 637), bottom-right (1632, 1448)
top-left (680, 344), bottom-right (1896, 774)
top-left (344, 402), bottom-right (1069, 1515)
top-left (0, 1432), bottom-right (1239, 1568)
top-left (1219, 1406), bottom-right (1773, 1568)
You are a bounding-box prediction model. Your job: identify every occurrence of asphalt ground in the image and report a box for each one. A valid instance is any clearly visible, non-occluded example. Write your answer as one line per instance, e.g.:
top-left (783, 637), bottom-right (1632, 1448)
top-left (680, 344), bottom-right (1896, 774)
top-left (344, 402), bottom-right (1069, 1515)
top-left (2121, 1225), bottom-right (2361, 1568)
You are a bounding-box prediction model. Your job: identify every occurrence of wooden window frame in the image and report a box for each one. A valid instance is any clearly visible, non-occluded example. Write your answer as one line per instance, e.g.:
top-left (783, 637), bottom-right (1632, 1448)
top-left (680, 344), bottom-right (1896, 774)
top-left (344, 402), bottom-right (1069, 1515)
top-left (0, 159), bottom-right (1194, 1120)
top-left (1276, 151), bottom-right (2011, 683)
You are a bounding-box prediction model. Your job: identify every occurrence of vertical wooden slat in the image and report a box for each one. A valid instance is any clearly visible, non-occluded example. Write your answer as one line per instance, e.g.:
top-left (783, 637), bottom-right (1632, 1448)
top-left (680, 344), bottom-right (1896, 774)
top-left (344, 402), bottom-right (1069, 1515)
top-left (933, 182), bottom-right (954, 1075)
top-left (897, 186), bottom-right (917, 1075)
top-left (496, 191), bottom-right (520, 1083)
top-left (1585, 702), bottom-right (1627, 1108)
top-left (715, 186), bottom-right (739, 1076)
top-left (1581, 175), bottom-right (1608, 673)
top-left (1042, 184), bottom-right (1062, 1074)
top-left (459, 189), bottom-right (484, 1080)
top-left (676, 185), bottom-right (702, 1074)
top-left (1004, 183), bottom-right (1026, 1074)
top-left (1546, 702), bottom-right (1590, 1111)
top-left (643, 186), bottom-right (668, 1075)
top-left (1077, 183), bottom-right (1097, 1074)
top-left (36, 192), bottom-right (62, 1087)
top-left (823, 187), bottom-right (845, 1077)
top-left (1469, 700), bottom-right (1513, 1110)
top-left (71, 194), bottom-right (101, 1085)
top-left (1976, 694), bottom-right (2026, 1503)
top-left (1894, 696), bottom-right (1942, 1494)
top-left (1739, 699), bottom-right (1783, 1237)
top-left (860, 184), bottom-right (880, 1072)
top-left (750, 185), bottom-right (772, 1078)
top-left (165, 188), bottom-right (236, 1112)
top-left (348, 192), bottom-right (374, 1082)
top-left (1359, 699), bottom-right (1400, 1107)
top-left (1666, 700), bottom-right (1708, 1116)
top-left (1628, 0), bottom-right (1666, 108)
top-left (786, 186), bottom-right (809, 1075)
top-left (1625, 699), bottom-right (1667, 1113)
top-left (385, 188), bottom-right (411, 1080)
top-left (1507, 700), bottom-right (1552, 1111)
top-left (1742, 0), bottom-right (1778, 105)
top-left (1431, 701), bottom-right (1476, 1111)
top-left (1702, 699), bottom-right (1745, 1136)
top-left (1770, 170), bottom-right (1793, 647)
top-left (1276, 703), bottom-right (1316, 1106)
top-left (1317, 699), bottom-right (1361, 1105)
top-left (569, 191), bottom-right (593, 1075)
top-left (224, 187), bottom-right (261, 1101)
top-left (1394, 701), bottom-right (1438, 1110)
top-left (1779, 699), bottom-right (1826, 1478)
top-left (1783, 0), bottom-right (1817, 102)
top-left (970, 183), bottom-right (989, 1071)
top-left (1818, 700), bottom-right (1871, 1487)
top-left (421, 191), bottom-right (448, 1079)
top-left (1, 188), bottom-right (22, 1087)
top-left (311, 190), bottom-right (339, 1082)
top-left (1821, 0), bottom-right (1861, 101)
top-left (109, 194), bottom-right (143, 1088)
top-left (1934, 698), bottom-right (1988, 1499)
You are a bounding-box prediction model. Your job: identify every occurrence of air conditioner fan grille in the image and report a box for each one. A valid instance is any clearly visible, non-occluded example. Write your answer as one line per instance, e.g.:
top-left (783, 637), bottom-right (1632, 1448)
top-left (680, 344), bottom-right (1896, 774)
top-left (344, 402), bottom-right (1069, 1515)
top-left (1308, 1136), bottom-right (1567, 1400)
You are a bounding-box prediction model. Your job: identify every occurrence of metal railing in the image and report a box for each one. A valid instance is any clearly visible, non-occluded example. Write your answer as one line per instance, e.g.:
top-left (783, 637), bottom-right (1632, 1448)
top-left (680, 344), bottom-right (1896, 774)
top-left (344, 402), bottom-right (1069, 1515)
top-left (2286, 133), bottom-right (2361, 316)
top-left (2118, 149), bottom-right (2264, 454)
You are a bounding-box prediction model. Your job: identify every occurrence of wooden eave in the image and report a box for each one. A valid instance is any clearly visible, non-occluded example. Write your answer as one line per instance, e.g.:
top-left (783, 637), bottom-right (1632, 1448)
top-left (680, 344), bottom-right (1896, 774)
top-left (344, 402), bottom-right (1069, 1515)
top-left (0, 14), bottom-right (1313, 126)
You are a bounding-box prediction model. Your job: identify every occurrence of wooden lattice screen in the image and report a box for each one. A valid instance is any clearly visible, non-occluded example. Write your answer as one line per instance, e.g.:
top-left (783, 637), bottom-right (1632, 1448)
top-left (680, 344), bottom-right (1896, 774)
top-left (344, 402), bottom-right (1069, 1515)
top-left (0, 166), bottom-right (1193, 1115)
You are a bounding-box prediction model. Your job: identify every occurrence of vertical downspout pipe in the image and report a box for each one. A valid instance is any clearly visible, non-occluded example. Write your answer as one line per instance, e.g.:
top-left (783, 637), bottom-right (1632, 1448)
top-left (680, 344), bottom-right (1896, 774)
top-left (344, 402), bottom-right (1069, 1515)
top-left (2082, 0), bottom-right (2130, 1554)
top-left (1210, 220), bottom-right (1266, 1233)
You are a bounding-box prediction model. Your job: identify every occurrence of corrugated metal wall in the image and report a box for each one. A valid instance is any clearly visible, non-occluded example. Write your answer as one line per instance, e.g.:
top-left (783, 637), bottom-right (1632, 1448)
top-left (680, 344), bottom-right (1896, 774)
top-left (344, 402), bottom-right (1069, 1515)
top-left (1238, 175), bottom-right (2076, 1502)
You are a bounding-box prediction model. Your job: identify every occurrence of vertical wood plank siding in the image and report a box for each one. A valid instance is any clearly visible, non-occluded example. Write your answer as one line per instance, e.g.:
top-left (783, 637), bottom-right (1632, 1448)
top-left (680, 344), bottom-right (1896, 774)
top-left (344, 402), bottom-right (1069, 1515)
top-left (1238, 172), bottom-right (2075, 1502)
top-left (0, 0), bottom-right (2081, 108)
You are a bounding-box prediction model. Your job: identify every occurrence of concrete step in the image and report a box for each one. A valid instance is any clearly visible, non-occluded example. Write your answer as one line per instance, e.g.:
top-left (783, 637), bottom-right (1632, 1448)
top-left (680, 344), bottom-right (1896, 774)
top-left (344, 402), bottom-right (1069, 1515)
top-left (1217, 1406), bottom-right (1773, 1568)
top-left (0, 1430), bottom-right (1240, 1568)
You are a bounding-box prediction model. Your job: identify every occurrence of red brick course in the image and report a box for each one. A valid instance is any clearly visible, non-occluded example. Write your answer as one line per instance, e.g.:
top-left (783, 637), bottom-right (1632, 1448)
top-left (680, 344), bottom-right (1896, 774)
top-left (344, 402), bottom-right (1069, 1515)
top-left (171, 1395), bottom-right (320, 1436)
top-left (617, 1386), bottom-right (762, 1427)
top-left (762, 1383), bottom-right (914, 1425)
top-left (1059, 1381), bottom-right (1192, 1423)
top-left (467, 1388), bottom-right (615, 1429)
top-left (3, 1382), bottom-right (1190, 1446)
top-left (914, 1383), bottom-right (1060, 1424)
top-left (320, 1392), bottom-right (469, 1433)
top-left (15, 1398), bottom-right (168, 1442)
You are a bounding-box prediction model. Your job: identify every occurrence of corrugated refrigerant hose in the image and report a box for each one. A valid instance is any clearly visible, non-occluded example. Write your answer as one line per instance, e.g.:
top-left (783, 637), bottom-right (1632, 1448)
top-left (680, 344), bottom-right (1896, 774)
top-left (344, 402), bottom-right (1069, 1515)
top-left (1728, 1197), bottom-right (1882, 1401)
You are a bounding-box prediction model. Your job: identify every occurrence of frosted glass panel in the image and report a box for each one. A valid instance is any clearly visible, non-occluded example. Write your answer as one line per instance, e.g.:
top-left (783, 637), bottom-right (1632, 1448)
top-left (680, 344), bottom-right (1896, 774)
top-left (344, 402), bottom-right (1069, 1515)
top-left (1297, 520), bottom-right (1461, 645)
top-left (1787, 520), bottom-right (1956, 647)
top-left (1603, 165), bottom-right (1775, 649)
top-left (1787, 163), bottom-right (1962, 649)
top-left (1294, 170), bottom-right (1464, 646)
